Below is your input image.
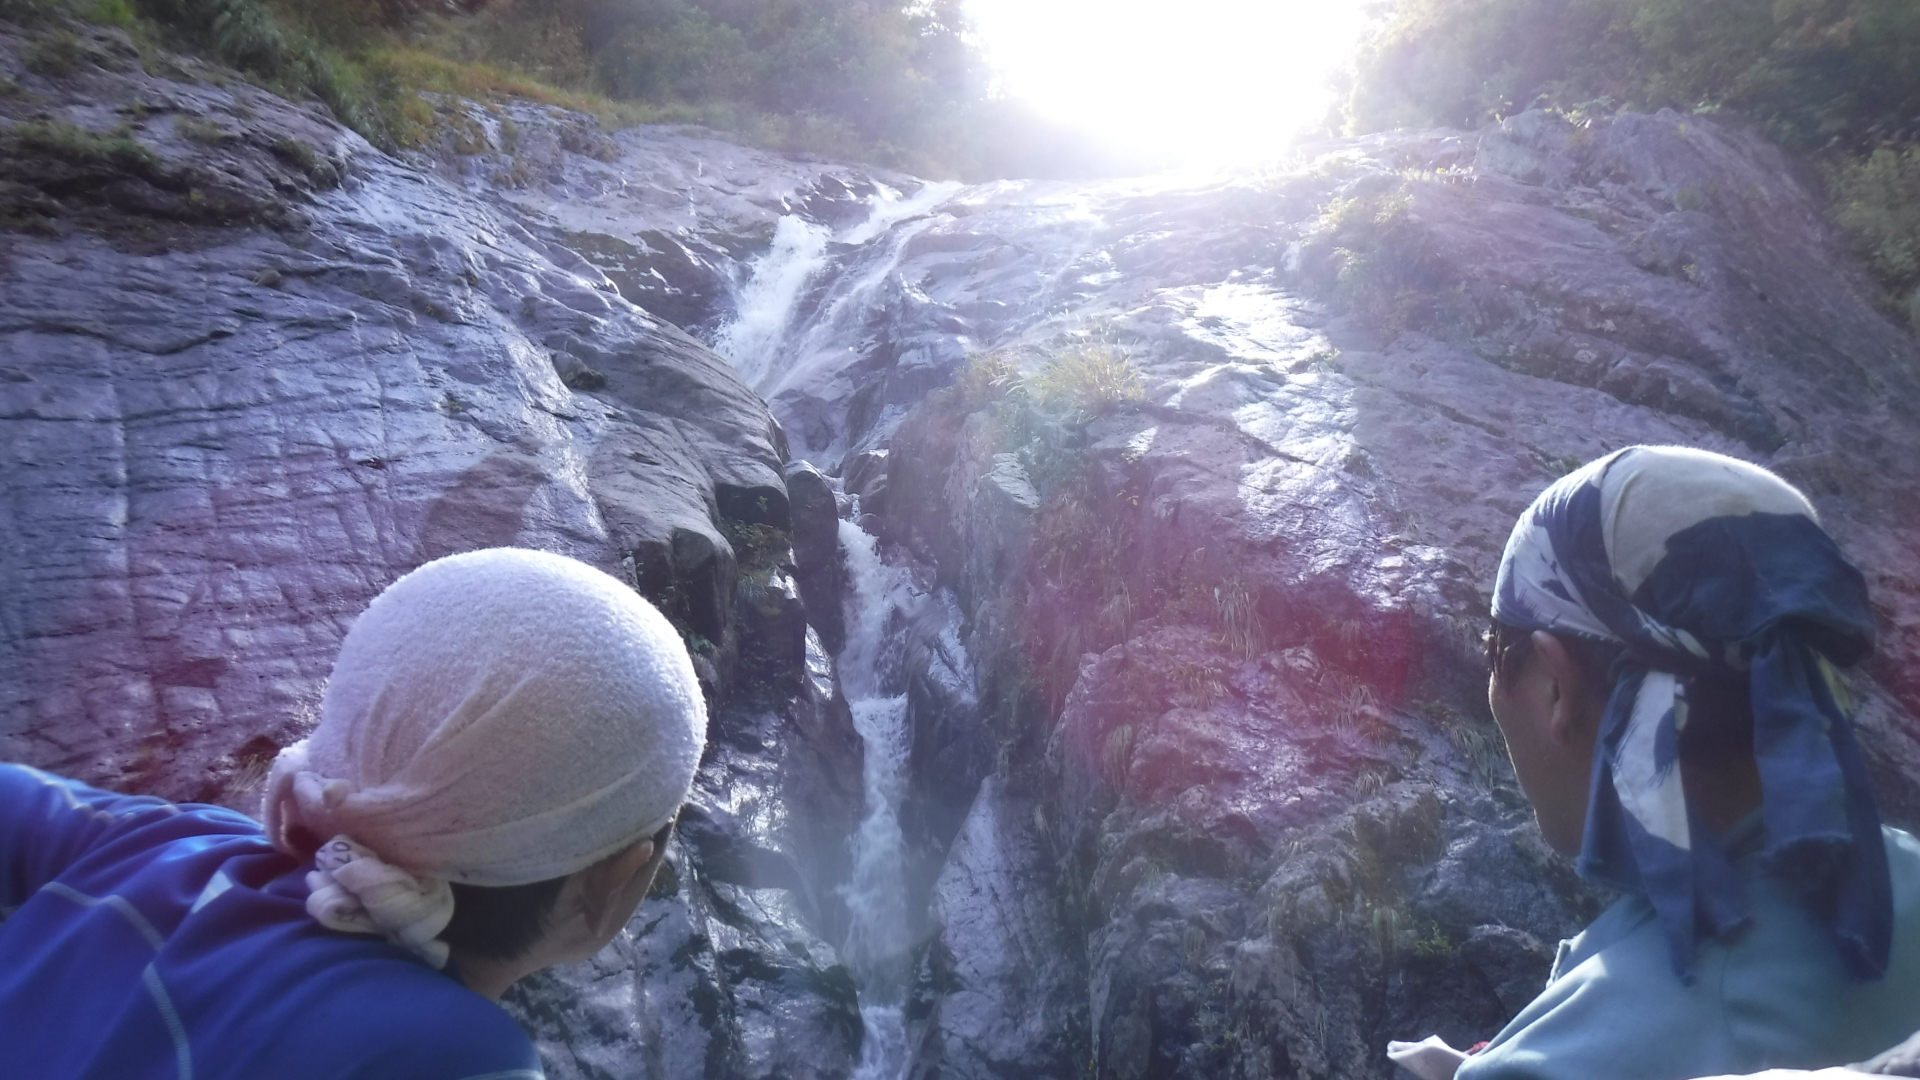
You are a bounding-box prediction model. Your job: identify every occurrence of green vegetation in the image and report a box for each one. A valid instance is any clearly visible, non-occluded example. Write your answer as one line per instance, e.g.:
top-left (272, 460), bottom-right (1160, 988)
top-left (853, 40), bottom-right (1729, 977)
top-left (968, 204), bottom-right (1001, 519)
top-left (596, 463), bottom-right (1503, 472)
top-left (941, 337), bottom-right (1152, 708)
top-left (1301, 184), bottom-right (1429, 338)
top-left (1345, 0), bottom-right (1920, 148)
top-left (8, 117), bottom-right (160, 173)
top-left (986, 335), bottom-right (1149, 499)
top-left (1292, 179), bottom-right (1473, 340)
top-left (174, 113), bottom-right (234, 142)
top-left (23, 25), bottom-right (92, 72)
top-left (0, 0), bottom-right (1104, 176)
top-left (1028, 339), bottom-right (1147, 419)
top-left (123, 0), bottom-right (392, 138)
top-left (1830, 146), bottom-right (1920, 322)
top-left (952, 348), bottom-right (1020, 408)
top-left (1213, 578), bottom-right (1262, 659)
top-left (1343, 0), bottom-right (1920, 325)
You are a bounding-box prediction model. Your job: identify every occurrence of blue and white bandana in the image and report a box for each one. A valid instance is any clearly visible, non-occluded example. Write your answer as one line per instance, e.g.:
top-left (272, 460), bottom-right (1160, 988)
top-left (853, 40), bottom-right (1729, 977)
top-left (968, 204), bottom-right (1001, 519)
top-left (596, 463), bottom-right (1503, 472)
top-left (1492, 445), bottom-right (1889, 982)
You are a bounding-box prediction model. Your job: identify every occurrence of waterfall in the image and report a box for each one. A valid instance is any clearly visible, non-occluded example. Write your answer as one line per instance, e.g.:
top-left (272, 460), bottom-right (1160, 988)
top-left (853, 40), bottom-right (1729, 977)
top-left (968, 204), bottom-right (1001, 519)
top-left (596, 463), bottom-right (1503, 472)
top-left (709, 181), bottom-right (962, 457)
top-left (760, 183), bottom-right (961, 434)
top-left (713, 214), bottom-right (833, 388)
top-left (708, 182), bottom-right (964, 1079)
top-left (712, 182), bottom-right (958, 397)
top-left (842, 180), bottom-right (962, 246)
top-left (836, 515), bottom-right (922, 1080)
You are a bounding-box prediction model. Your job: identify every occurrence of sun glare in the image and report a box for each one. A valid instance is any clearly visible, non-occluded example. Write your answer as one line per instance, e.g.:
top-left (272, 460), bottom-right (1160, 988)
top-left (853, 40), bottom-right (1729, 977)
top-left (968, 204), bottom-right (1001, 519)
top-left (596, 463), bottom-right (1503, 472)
top-left (964, 0), bottom-right (1369, 169)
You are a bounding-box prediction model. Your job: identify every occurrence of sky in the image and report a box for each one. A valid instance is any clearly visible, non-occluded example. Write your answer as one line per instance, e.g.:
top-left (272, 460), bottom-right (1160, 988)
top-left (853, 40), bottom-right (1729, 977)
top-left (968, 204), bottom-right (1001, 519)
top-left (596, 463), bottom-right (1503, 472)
top-left (963, 0), bottom-right (1372, 168)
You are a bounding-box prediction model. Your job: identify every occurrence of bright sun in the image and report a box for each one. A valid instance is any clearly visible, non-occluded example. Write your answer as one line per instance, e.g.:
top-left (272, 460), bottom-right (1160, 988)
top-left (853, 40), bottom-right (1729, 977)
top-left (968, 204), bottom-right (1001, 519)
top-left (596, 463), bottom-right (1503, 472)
top-left (963, 0), bottom-right (1370, 168)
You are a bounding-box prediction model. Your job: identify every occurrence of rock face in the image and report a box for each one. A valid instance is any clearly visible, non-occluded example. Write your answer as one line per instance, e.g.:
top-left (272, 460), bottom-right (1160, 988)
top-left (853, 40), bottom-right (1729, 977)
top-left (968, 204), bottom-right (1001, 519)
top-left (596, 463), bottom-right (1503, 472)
top-left (0, 17), bottom-right (862, 1080)
top-left (904, 776), bottom-right (1086, 1080)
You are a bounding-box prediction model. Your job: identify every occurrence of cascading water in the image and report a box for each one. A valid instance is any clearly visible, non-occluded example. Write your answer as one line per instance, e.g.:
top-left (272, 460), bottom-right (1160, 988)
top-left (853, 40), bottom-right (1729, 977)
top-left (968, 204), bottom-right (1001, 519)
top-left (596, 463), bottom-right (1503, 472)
top-left (710, 179), bottom-right (963, 458)
top-left (713, 214), bottom-right (833, 387)
top-left (708, 184), bottom-right (963, 1080)
top-left (835, 514), bottom-right (924, 1080)
top-left (760, 183), bottom-right (959, 441)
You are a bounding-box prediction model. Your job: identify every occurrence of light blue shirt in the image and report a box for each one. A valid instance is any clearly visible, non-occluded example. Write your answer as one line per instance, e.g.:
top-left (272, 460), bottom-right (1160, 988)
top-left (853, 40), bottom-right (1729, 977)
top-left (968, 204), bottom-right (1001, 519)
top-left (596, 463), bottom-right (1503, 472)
top-left (1457, 821), bottom-right (1920, 1080)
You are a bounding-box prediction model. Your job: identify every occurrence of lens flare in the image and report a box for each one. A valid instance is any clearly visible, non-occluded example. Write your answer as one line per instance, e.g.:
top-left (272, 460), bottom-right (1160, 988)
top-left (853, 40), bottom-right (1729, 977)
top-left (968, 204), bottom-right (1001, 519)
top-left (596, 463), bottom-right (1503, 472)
top-left (965, 0), bottom-right (1368, 168)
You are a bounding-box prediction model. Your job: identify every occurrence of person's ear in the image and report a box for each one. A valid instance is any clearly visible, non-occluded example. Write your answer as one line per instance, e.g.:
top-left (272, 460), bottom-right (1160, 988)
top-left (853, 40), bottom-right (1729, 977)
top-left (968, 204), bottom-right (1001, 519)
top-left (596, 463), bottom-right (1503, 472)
top-left (578, 838), bottom-right (657, 939)
top-left (1530, 630), bottom-right (1591, 746)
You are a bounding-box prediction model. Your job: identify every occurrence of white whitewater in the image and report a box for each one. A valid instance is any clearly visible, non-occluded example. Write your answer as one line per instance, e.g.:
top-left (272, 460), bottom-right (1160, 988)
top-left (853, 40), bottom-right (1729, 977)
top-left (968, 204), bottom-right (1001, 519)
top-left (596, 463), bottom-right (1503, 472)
top-left (762, 183), bottom-right (960, 442)
top-left (712, 181), bottom-right (961, 449)
top-left (713, 214), bottom-right (833, 387)
top-left (837, 515), bottom-right (922, 1080)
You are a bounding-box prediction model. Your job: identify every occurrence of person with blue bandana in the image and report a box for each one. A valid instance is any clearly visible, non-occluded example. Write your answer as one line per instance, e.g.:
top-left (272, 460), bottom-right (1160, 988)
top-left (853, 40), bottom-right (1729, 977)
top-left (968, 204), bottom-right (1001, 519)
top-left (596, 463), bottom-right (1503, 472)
top-left (0, 548), bottom-right (709, 1080)
top-left (1392, 445), bottom-right (1920, 1080)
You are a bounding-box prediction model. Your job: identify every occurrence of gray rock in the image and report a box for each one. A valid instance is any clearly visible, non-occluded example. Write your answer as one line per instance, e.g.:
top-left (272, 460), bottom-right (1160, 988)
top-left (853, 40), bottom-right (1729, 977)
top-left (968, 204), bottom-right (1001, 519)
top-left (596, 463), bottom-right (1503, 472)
top-left (1461, 925), bottom-right (1555, 1020)
top-left (503, 847), bottom-right (862, 1080)
top-left (787, 461), bottom-right (848, 653)
top-left (844, 449), bottom-right (890, 517)
top-left (905, 778), bottom-right (1083, 1080)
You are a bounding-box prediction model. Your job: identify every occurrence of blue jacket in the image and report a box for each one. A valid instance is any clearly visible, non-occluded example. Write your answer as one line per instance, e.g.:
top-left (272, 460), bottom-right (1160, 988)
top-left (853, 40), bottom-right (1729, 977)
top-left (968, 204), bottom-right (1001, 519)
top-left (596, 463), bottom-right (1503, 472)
top-left (0, 763), bottom-right (544, 1080)
top-left (1456, 819), bottom-right (1920, 1080)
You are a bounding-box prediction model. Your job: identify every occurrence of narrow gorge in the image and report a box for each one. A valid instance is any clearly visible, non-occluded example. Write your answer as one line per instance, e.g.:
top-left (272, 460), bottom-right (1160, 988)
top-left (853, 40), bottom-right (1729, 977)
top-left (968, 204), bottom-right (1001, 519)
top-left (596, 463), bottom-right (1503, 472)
top-left (5, 18), bottom-right (1920, 1080)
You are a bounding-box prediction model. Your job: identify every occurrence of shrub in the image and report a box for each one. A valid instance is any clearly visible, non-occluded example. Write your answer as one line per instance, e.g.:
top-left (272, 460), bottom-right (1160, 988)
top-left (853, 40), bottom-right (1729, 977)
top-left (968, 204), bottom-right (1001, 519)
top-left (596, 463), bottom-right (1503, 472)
top-left (131, 0), bottom-right (384, 136)
top-left (1344, 0), bottom-right (1920, 152)
top-left (1830, 145), bottom-right (1920, 308)
top-left (85, 0), bottom-right (137, 26)
top-left (1295, 182), bottom-right (1457, 339)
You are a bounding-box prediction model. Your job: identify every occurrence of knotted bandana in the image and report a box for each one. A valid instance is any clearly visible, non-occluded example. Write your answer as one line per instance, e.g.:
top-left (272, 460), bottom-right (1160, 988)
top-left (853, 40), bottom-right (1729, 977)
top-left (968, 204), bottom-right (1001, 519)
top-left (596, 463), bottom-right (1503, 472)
top-left (264, 548), bottom-right (707, 964)
top-left (1492, 446), bottom-right (1889, 981)
top-left (307, 834), bottom-right (456, 968)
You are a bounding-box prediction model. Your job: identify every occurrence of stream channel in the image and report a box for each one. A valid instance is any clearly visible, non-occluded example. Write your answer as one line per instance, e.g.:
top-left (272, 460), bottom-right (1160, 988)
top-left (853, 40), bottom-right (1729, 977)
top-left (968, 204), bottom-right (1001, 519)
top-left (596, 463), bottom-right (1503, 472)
top-left (710, 182), bottom-right (964, 1080)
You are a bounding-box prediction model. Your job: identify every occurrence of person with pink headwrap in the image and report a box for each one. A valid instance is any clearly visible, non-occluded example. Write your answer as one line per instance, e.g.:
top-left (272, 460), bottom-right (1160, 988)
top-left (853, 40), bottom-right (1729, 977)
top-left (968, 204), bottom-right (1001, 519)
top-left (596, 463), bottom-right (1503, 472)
top-left (0, 548), bottom-right (708, 1078)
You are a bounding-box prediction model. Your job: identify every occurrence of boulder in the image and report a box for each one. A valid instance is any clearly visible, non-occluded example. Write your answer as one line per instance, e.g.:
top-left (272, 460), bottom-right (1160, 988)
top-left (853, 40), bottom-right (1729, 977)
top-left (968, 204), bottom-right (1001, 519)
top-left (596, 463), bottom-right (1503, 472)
top-left (787, 461), bottom-right (848, 653)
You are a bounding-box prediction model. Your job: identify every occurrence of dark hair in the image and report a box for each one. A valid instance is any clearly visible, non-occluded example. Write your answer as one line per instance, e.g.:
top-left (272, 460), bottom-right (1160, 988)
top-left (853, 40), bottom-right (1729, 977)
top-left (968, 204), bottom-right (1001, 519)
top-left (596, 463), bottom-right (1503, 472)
top-left (441, 876), bottom-right (570, 962)
top-left (1486, 619), bottom-right (1754, 762)
top-left (438, 819), bottom-right (676, 962)
top-left (1486, 620), bottom-right (1623, 688)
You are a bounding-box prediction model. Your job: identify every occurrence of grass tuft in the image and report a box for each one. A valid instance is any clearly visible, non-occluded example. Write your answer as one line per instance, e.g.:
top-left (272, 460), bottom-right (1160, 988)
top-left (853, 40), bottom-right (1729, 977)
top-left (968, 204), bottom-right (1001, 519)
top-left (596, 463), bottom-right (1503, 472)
top-left (174, 113), bottom-right (233, 143)
top-left (953, 349), bottom-right (1021, 407)
top-left (1214, 577), bottom-right (1264, 659)
top-left (1029, 339), bottom-right (1146, 417)
top-left (9, 117), bottom-right (160, 172)
top-left (24, 27), bottom-right (94, 74)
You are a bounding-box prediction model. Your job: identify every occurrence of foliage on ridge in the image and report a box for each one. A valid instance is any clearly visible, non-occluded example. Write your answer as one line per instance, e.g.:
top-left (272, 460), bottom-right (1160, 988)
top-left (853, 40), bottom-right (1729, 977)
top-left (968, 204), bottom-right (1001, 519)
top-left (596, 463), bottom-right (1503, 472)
top-left (1344, 0), bottom-right (1920, 149)
top-left (0, 0), bottom-right (1114, 178)
top-left (1340, 0), bottom-right (1920, 326)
